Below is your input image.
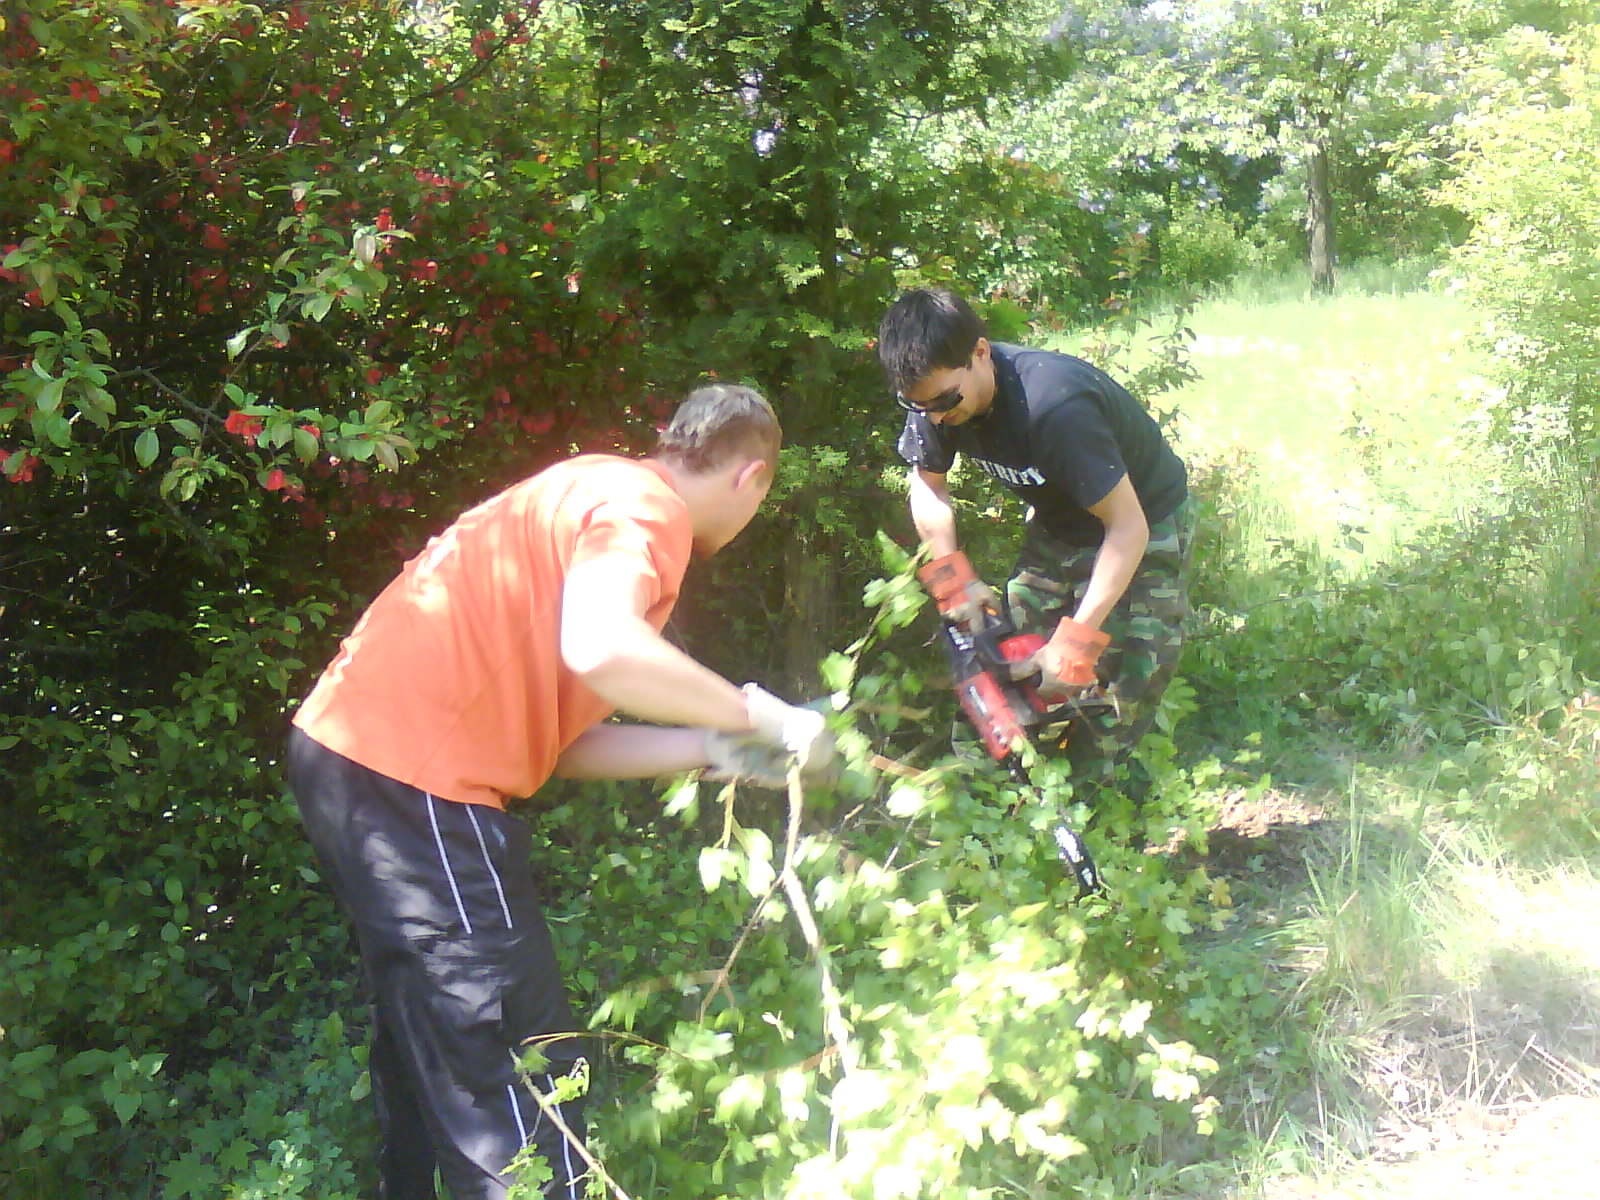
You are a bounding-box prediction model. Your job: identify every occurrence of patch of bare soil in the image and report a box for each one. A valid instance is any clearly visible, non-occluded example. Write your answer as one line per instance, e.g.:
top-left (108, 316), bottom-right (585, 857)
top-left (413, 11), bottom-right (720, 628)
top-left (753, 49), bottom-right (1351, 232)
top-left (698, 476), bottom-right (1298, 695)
top-left (1252, 1095), bottom-right (1600, 1199)
top-left (1194, 785), bottom-right (1333, 893)
top-left (1190, 784), bottom-right (1600, 1199)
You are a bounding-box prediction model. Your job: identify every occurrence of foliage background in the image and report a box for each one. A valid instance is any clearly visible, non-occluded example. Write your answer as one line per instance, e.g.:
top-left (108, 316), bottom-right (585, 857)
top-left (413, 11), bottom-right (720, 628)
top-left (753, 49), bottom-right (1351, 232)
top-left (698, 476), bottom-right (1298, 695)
top-left (2, 2), bottom-right (1597, 1198)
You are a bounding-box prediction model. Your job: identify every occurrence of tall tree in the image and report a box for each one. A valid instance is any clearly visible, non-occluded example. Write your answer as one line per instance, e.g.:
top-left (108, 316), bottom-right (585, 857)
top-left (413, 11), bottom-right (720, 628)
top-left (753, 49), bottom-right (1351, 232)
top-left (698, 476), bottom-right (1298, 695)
top-left (1034, 0), bottom-right (1499, 289)
top-left (570, 0), bottom-right (1065, 687)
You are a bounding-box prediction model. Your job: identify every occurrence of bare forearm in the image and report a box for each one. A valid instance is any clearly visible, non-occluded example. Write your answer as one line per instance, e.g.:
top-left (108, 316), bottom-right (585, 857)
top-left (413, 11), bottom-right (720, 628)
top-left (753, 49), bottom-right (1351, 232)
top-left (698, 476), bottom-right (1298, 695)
top-left (569, 617), bottom-right (753, 731)
top-left (553, 724), bottom-right (710, 780)
top-left (1073, 523), bottom-right (1147, 630)
top-left (908, 470), bottom-right (959, 557)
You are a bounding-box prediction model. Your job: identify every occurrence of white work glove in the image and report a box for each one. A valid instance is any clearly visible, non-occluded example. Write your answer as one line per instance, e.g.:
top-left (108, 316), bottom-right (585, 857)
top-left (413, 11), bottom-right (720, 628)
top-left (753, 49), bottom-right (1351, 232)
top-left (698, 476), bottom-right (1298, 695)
top-left (702, 731), bottom-right (791, 788)
top-left (742, 683), bottom-right (839, 779)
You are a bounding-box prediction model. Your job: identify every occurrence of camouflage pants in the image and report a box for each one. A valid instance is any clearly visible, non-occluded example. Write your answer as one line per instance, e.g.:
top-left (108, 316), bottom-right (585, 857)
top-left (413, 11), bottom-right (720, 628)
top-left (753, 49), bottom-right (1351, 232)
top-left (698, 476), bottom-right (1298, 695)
top-left (1006, 496), bottom-right (1196, 778)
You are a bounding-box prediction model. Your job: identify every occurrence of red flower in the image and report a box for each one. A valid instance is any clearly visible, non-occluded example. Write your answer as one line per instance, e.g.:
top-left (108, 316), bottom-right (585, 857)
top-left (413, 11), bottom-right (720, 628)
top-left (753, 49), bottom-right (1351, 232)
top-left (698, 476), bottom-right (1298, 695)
top-left (0, 449), bottom-right (40, 483)
top-left (225, 410), bottom-right (264, 444)
top-left (263, 468), bottom-right (289, 491)
top-left (520, 412), bottom-right (555, 436)
top-left (202, 224), bottom-right (227, 251)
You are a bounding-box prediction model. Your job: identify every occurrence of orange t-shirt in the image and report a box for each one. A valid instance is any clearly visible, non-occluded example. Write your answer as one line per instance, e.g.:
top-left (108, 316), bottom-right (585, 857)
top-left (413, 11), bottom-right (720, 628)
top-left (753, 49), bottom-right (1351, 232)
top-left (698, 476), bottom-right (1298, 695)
top-left (292, 455), bottom-right (692, 808)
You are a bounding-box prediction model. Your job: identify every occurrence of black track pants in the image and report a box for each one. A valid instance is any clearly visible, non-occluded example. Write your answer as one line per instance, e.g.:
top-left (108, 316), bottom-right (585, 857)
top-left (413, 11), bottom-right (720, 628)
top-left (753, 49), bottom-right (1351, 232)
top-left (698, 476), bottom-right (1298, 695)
top-left (287, 728), bottom-right (587, 1200)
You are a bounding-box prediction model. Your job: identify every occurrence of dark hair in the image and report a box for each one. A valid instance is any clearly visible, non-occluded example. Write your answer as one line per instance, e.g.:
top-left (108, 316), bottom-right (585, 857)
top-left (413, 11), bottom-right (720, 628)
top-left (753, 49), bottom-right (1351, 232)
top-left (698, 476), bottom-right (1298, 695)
top-left (654, 383), bottom-right (782, 473)
top-left (877, 287), bottom-right (988, 395)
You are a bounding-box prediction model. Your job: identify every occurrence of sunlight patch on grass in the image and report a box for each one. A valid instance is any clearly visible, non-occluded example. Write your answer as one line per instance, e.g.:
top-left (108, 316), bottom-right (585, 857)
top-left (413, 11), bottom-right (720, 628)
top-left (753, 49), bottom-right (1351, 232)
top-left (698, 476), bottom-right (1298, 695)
top-left (1168, 284), bottom-right (1497, 573)
top-left (1061, 265), bottom-right (1504, 576)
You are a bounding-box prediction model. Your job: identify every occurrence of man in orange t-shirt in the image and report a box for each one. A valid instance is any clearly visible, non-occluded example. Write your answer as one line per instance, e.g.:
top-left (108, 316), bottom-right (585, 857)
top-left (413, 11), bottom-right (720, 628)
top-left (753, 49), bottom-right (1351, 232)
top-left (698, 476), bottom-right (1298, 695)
top-left (287, 384), bottom-right (833, 1200)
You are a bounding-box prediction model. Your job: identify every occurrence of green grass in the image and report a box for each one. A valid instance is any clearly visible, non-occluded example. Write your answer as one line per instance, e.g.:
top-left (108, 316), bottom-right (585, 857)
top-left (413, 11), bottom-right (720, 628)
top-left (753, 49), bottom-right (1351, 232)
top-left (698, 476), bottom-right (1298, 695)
top-left (1159, 265), bottom-right (1495, 572)
top-left (1054, 262), bottom-right (1600, 1196)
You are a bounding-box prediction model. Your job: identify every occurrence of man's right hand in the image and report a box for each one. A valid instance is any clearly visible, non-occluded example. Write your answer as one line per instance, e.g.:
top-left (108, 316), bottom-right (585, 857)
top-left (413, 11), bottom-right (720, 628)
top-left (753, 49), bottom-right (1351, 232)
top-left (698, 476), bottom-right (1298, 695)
top-left (742, 684), bottom-right (838, 779)
top-left (1033, 616), bottom-right (1111, 700)
top-left (917, 550), bottom-right (1000, 629)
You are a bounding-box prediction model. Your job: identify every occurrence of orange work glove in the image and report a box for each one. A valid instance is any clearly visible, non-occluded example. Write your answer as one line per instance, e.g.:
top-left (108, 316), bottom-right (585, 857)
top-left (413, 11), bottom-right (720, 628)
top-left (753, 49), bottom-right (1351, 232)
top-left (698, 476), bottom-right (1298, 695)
top-left (917, 551), bottom-right (1000, 628)
top-left (1034, 616), bottom-right (1111, 699)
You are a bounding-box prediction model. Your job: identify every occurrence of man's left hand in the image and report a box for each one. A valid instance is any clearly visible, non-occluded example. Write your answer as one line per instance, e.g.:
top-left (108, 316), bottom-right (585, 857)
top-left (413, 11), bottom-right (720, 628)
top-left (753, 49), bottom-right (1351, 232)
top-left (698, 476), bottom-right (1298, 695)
top-left (703, 731), bottom-right (792, 787)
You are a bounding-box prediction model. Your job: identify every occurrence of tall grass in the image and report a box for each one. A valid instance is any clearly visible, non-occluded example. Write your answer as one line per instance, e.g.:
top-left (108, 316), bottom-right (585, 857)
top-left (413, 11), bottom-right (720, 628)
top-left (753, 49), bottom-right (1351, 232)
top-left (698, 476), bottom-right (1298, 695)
top-left (1101, 264), bottom-right (1600, 1194)
top-left (1288, 802), bottom-right (1600, 1132)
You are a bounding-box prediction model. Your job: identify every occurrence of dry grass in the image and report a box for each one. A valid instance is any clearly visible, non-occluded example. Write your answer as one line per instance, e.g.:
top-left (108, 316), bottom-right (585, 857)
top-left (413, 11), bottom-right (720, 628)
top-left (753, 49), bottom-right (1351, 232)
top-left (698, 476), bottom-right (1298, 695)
top-left (1220, 802), bottom-right (1600, 1198)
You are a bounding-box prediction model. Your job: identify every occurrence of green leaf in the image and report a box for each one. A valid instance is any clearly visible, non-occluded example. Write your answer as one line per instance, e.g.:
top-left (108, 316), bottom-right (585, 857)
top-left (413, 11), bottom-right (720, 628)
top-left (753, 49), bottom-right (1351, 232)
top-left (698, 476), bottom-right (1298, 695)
top-left (30, 262), bottom-right (57, 304)
top-left (698, 847), bottom-right (729, 892)
top-left (169, 418), bottom-right (202, 441)
top-left (44, 412), bottom-right (74, 447)
top-left (111, 1090), bottom-right (141, 1125)
top-left (135, 428), bottom-right (160, 467)
top-left (663, 778), bottom-right (699, 819)
top-left (163, 1154), bottom-right (219, 1200)
top-left (292, 426), bottom-right (319, 463)
top-left (714, 1073), bottom-right (766, 1124)
top-left (886, 785), bottom-right (926, 818)
top-left (35, 377), bottom-right (66, 414)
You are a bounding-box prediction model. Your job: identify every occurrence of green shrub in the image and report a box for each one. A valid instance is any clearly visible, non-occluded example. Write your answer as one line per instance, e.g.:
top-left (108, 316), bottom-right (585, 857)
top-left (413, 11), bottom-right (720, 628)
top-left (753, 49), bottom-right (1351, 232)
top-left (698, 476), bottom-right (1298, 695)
top-left (1444, 27), bottom-right (1600, 445)
top-left (1159, 193), bottom-right (1250, 292)
top-left (498, 541), bottom-right (1283, 1199)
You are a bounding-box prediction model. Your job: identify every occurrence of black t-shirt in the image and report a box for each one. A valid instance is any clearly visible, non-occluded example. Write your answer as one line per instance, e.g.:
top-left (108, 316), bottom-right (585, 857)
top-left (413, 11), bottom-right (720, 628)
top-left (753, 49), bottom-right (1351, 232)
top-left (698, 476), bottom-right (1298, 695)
top-left (897, 343), bottom-right (1188, 546)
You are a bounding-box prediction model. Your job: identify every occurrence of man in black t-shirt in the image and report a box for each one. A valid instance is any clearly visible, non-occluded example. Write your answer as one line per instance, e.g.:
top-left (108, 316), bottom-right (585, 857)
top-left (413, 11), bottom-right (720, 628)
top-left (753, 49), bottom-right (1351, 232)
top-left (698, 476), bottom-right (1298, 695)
top-left (878, 286), bottom-right (1195, 781)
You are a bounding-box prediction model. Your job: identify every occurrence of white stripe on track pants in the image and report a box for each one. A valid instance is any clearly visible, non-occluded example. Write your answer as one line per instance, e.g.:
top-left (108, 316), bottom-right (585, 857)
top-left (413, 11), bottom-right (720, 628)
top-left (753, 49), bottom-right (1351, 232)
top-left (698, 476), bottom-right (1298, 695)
top-left (288, 728), bottom-right (586, 1200)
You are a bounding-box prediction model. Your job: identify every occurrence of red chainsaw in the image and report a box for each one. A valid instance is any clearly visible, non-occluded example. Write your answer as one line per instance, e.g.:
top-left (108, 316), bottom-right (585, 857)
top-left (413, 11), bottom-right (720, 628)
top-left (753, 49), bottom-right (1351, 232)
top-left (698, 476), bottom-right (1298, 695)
top-left (936, 603), bottom-right (1110, 898)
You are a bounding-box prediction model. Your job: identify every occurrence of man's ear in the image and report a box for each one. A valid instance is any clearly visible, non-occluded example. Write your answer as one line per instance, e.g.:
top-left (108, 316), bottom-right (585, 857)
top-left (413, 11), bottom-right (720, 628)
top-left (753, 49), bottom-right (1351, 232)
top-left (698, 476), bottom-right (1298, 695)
top-left (973, 337), bottom-right (991, 363)
top-left (733, 458), bottom-right (768, 492)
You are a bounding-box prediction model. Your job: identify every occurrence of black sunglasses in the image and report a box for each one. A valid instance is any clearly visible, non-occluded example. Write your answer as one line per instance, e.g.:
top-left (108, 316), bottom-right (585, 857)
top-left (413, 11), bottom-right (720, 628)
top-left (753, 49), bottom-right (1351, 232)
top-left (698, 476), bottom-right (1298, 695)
top-left (894, 385), bottom-right (964, 415)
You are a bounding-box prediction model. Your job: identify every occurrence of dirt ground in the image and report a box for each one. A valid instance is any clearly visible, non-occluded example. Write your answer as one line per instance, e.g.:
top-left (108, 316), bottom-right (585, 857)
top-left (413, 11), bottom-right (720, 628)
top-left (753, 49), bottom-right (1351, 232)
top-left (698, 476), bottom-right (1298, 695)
top-left (1253, 1095), bottom-right (1600, 1199)
top-left (1198, 787), bottom-right (1600, 1199)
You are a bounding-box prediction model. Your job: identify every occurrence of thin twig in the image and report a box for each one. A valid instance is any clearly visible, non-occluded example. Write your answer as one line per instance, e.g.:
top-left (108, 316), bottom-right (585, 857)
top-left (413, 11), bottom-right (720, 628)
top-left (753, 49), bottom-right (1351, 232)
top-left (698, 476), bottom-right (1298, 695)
top-left (696, 888), bottom-right (772, 1023)
top-left (514, 1061), bottom-right (634, 1200)
top-left (778, 768), bottom-right (856, 1074)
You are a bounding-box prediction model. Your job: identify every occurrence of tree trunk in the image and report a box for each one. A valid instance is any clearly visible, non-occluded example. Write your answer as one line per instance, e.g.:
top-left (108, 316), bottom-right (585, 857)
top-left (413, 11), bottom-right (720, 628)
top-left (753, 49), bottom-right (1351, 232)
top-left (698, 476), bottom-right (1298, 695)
top-left (1305, 122), bottom-right (1337, 293)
